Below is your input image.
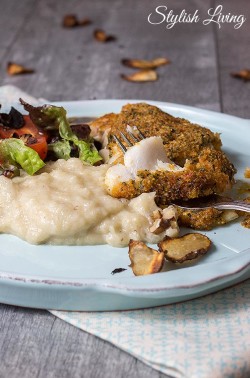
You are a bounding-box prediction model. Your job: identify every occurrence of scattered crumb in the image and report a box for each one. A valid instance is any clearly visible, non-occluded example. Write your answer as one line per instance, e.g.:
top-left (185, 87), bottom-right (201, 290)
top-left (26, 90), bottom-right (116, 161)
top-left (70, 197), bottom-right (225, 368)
top-left (94, 29), bottom-right (116, 42)
top-left (231, 69), bottom-right (250, 82)
top-left (245, 168), bottom-right (250, 179)
top-left (7, 62), bottom-right (35, 76)
top-left (121, 69), bottom-right (158, 82)
top-left (111, 268), bottom-right (127, 275)
top-left (62, 14), bottom-right (92, 28)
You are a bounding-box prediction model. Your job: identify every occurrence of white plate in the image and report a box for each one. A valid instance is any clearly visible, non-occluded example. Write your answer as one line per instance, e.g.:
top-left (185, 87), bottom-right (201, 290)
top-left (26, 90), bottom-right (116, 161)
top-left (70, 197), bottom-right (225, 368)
top-left (0, 100), bottom-right (249, 311)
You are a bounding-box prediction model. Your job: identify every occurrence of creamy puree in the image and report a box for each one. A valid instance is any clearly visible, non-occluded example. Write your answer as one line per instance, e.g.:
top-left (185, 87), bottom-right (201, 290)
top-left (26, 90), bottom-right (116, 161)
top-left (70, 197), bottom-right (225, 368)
top-left (0, 158), bottom-right (164, 247)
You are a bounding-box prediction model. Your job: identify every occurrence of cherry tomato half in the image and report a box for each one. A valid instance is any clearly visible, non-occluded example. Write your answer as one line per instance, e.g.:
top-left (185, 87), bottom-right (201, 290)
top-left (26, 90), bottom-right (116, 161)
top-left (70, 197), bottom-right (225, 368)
top-left (0, 115), bottom-right (48, 160)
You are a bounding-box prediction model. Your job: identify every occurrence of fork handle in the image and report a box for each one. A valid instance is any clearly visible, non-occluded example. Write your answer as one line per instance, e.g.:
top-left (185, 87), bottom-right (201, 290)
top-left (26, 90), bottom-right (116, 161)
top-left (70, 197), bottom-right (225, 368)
top-left (212, 201), bottom-right (250, 212)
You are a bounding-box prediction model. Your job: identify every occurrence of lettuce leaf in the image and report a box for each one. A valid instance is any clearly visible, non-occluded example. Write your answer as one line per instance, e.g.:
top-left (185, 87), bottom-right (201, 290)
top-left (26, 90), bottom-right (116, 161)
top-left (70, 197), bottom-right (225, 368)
top-left (77, 141), bottom-right (103, 165)
top-left (48, 140), bottom-right (71, 160)
top-left (0, 138), bottom-right (45, 175)
top-left (20, 99), bottom-right (102, 165)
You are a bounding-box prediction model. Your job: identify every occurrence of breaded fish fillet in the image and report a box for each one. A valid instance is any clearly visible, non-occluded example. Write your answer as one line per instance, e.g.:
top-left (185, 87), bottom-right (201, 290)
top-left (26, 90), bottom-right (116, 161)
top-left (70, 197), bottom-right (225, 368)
top-left (91, 103), bottom-right (222, 165)
top-left (106, 148), bottom-right (235, 201)
top-left (91, 103), bottom-right (236, 202)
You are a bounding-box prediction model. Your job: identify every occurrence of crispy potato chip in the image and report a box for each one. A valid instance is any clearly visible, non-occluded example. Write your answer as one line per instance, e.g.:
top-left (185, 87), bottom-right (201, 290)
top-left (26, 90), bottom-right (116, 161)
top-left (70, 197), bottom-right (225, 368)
top-left (231, 69), bottom-right (250, 82)
top-left (121, 58), bottom-right (170, 69)
top-left (121, 69), bottom-right (157, 83)
top-left (128, 240), bottom-right (164, 276)
top-left (158, 233), bottom-right (211, 263)
top-left (62, 14), bottom-right (92, 28)
top-left (94, 29), bottom-right (116, 42)
top-left (7, 62), bottom-right (35, 76)
top-left (244, 168), bottom-right (250, 179)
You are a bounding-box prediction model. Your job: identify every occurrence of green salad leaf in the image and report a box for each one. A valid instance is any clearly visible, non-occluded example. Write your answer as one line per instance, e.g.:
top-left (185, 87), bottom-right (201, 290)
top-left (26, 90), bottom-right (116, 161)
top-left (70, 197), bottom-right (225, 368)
top-left (77, 140), bottom-right (104, 165)
top-left (0, 138), bottom-right (45, 175)
top-left (20, 98), bottom-right (102, 165)
top-left (48, 140), bottom-right (71, 160)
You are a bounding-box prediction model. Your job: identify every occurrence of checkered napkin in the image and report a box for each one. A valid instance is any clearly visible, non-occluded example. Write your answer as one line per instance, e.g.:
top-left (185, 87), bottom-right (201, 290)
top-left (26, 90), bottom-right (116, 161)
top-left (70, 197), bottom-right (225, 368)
top-left (1, 85), bottom-right (250, 378)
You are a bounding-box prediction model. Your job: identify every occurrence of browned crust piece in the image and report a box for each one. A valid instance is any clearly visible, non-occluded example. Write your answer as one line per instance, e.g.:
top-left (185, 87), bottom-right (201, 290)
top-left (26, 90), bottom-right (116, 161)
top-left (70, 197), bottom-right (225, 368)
top-left (90, 113), bottom-right (119, 132)
top-left (241, 197), bottom-right (250, 229)
top-left (245, 168), bottom-right (250, 178)
top-left (95, 102), bottom-right (223, 166)
top-left (178, 208), bottom-right (224, 230)
top-left (241, 216), bottom-right (250, 228)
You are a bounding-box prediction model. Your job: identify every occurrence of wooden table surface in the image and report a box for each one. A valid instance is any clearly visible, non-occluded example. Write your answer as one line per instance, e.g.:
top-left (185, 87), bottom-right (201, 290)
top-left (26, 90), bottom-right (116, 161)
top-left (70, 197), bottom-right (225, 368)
top-left (0, 0), bottom-right (249, 377)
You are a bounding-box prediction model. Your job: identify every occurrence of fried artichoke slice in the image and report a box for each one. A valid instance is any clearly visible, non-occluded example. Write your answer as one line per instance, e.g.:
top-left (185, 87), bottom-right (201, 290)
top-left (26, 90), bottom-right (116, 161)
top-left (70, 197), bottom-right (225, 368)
top-left (121, 58), bottom-right (170, 69)
top-left (121, 70), bottom-right (158, 82)
top-left (128, 240), bottom-right (164, 276)
top-left (158, 233), bottom-right (211, 263)
top-left (231, 69), bottom-right (250, 82)
top-left (7, 62), bottom-right (35, 76)
top-left (94, 29), bottom-right (116, 42)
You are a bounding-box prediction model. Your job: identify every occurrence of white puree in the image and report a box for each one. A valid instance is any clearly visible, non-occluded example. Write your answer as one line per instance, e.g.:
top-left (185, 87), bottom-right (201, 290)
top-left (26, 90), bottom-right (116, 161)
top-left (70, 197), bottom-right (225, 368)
top-left (0, 158), bottom-right (163, 247)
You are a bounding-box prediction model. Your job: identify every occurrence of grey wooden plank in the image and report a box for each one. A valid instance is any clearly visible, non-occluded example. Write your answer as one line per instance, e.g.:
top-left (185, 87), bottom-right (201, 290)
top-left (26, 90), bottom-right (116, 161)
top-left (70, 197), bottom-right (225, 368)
top-left (0, 0), bottom-right (220, 111)
top-left (0, 304), bottom-right (168, 378)
top-left (0, 1), bottom-right (249, 378)
top-left (215, 0), bottom-right (250, 118)
top-left (0, 0), bottom-right (38, 62)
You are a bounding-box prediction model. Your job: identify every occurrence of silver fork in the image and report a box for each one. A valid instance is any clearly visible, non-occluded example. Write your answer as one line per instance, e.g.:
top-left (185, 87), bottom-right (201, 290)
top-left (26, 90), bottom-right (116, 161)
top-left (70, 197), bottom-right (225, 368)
top-left (168, 195), bottom-right (250, 213)
top-left (112, 126), bottom-right (145, 153)
top-left (113, 128), bottom-right (250, 213)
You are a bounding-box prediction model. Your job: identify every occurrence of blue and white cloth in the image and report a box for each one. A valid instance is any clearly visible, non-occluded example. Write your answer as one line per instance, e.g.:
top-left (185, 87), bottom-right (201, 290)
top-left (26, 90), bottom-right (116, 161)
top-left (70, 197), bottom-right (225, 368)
top-left (52, 280), bottom-right (250, 378)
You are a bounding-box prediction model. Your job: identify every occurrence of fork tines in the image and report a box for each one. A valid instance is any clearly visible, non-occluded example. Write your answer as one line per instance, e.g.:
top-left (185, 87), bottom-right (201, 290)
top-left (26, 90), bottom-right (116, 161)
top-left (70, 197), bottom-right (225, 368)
top-left (113, 126), bottom-right (145, 153)
top-left (126, 125), bottom-right (145, 141)
top-left (112, 135), bottom-right (127, 153)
